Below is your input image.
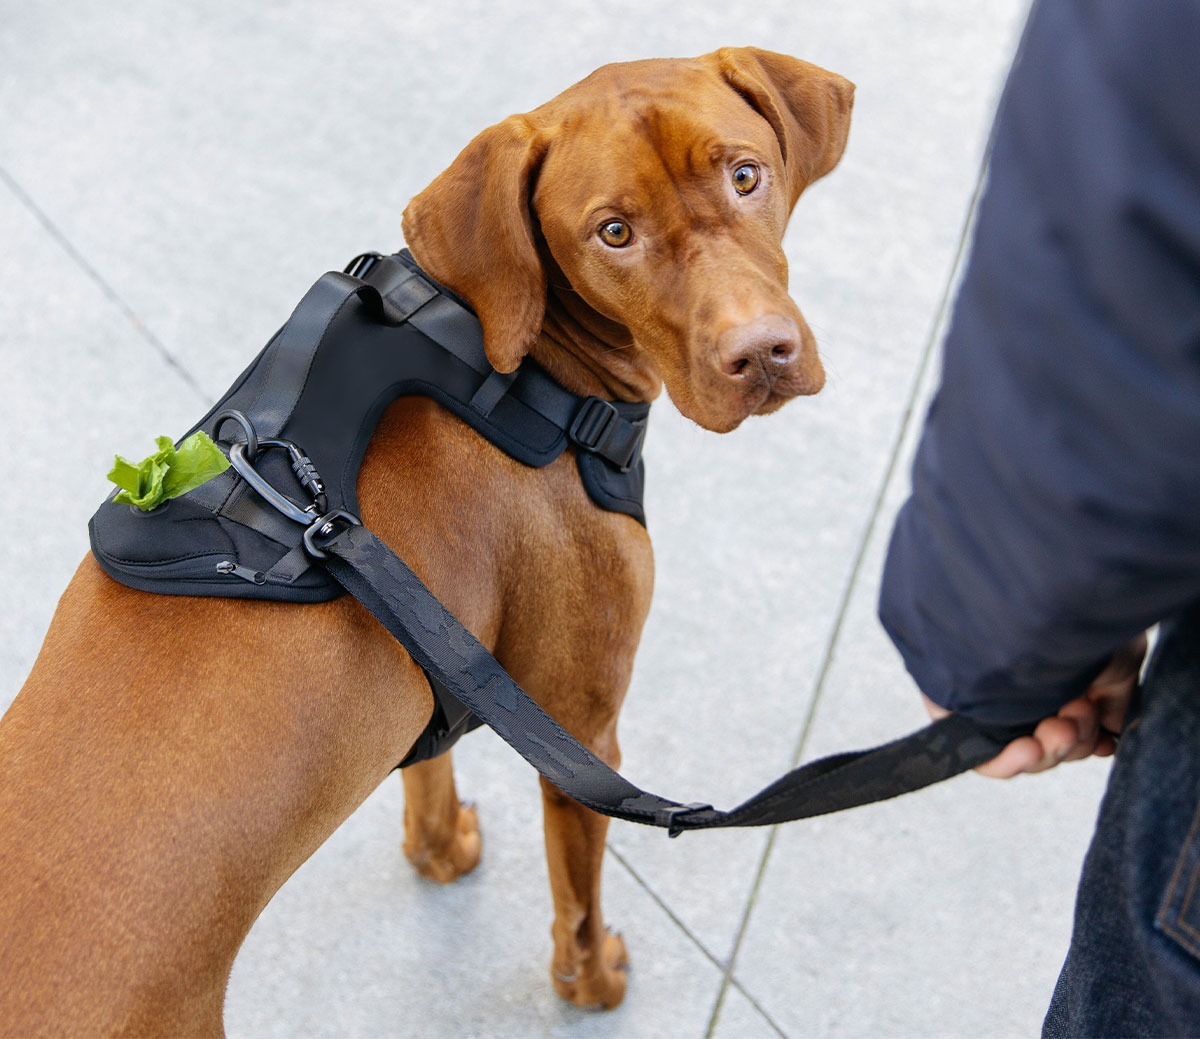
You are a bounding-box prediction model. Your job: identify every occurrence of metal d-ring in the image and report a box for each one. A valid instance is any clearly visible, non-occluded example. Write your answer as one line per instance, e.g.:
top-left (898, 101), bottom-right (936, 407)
top-left (213, 409), bottom-right (259, 461)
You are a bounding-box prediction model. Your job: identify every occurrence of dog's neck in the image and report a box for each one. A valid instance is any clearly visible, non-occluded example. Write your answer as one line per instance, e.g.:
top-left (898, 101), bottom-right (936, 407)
top-left (527, 270), bottom-right (664, 405)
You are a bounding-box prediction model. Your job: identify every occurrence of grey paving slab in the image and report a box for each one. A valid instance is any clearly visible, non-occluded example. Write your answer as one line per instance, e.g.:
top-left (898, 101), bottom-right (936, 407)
top-left (222, 728), bottom-right (785, 1039)
top-left (0, 0), bottom-right (1076, 1036)
top-left (720, 297), bottom-right (1107, 1038)
top-left (0, 177), bottom-right (206, 684)
top-left (224, 729), bottom-right (756, 1039)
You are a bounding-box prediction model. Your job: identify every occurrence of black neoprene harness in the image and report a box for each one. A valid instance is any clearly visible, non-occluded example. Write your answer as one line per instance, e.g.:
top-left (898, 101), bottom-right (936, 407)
top-left (90, 251), bottom-right (649, 764)
top-left (90, 251), bottom-right (1031, 830)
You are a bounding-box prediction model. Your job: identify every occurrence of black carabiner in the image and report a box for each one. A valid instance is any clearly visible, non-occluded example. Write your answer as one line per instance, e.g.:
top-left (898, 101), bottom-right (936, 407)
top-left (226, 442), bottom-right (318, 525)
top-left (215, 409), bottom-right (330, 523)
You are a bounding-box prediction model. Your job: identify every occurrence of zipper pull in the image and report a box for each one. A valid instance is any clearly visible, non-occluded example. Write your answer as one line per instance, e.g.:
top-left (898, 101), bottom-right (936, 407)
top-left (216, 560), bottom-right (266, 585)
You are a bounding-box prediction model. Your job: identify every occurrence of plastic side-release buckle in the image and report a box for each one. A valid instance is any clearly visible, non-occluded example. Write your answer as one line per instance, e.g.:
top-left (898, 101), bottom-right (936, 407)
top-left (569, 397), bottom-right (646, 473)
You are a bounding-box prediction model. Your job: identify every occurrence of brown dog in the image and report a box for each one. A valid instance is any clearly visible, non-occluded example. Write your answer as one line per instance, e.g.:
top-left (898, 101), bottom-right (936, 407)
top-left (0, 47), bottom-right (852, 1035)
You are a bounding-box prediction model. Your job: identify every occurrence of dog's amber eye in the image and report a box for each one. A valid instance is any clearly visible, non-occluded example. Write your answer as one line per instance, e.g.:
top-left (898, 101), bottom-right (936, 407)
top-left (599, 220), bottom-right (632, 248)
top-left (732, 164), bottom-right (760, 195)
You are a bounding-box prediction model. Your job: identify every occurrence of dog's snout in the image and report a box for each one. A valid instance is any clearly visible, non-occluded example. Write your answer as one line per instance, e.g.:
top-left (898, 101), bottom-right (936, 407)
top-left (716, 316), bottom-right (803, 383)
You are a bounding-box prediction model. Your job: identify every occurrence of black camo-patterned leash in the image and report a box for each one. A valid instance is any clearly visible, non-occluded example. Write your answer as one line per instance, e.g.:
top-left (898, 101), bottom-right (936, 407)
top-left (307, 520), bottom-right (1031, 836)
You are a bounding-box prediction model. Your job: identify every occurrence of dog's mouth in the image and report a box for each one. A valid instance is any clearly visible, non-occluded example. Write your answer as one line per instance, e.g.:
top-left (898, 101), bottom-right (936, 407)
top-left (724, 344), bottom-right (826, 424)
top-left (701, 308), bottom-right (825, 424)
top-left (674, 372), bottom-right (814, 433)
top-left (752, 387), bottom-right (793, 418)
top-left (661, 339), bottom-right (827, 431)
top-left (756, 360), bottom-right (826, 412)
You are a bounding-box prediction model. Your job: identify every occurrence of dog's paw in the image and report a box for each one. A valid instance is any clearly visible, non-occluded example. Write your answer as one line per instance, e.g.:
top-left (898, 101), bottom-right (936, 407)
top-left (552, 930), bottom-right (629, 1010)
top-left (403, 802), bottom-right (482, 884)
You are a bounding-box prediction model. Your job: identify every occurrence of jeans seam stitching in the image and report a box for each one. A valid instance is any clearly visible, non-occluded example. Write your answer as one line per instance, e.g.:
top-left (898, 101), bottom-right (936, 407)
top-left (1157, 795), bottom-right (1200, 956)
top-left (1178, 860), bottom-right (1200, 942)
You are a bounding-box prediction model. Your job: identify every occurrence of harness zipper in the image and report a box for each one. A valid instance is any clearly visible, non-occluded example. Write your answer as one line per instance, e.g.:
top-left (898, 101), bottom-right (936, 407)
top-left (216, 560), bottom-right (266, 585)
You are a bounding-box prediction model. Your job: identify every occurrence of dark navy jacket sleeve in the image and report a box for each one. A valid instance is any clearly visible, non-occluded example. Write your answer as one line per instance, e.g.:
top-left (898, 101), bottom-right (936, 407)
top-left (878, 0), bottom-right (1200, 724)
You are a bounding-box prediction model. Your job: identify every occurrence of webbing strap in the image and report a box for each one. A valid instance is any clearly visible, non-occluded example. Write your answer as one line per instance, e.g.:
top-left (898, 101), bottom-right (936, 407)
top-left (246, 272), bottom-right (407, 440)
top-left (314, 522), bottom-right (1033, 836)
top-left (244, 255), bottom-right (647, 474)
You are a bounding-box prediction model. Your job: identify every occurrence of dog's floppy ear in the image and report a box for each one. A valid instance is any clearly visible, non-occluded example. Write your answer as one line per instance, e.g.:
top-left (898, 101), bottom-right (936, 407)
top-left (715, 47), bottom-right (855, 209)
top-left (402, 116), bottom-right (549, 373)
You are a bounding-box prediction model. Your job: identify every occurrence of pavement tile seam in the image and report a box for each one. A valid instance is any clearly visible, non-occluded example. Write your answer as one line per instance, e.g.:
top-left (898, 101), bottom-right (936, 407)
top-left (605, 843), bottom-right (724, 971)
top-left (0, 161), bottom-right (208, 405)
top-left (703, 823), bottom-right (787, 1038)
top-left (605, 843), bottom-right (788, 1037)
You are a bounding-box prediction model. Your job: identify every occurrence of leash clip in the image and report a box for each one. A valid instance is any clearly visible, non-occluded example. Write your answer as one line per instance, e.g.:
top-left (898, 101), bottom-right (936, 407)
top-left (303, 509), bottom-right (362, 559)
top-left (213, 409), bottom-right (364, 561)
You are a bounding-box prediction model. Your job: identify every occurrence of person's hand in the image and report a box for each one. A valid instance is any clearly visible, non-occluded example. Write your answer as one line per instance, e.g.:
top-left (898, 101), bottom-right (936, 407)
top-left (923, 633), bottom-right (1148, 779)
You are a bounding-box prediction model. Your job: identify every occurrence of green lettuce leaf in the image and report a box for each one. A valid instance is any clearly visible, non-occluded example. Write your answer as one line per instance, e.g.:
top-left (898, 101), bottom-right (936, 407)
top-left (108, 431), bottom-right (230, 511)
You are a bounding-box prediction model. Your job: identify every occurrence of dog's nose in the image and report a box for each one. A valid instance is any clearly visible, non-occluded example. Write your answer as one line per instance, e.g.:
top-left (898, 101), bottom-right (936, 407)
top-left (715, 316), bottom-right (802, 384)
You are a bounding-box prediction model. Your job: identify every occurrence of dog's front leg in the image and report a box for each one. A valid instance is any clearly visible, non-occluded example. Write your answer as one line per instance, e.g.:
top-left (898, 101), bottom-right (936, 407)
top-left (401, 752), bottom-right (482, 883)
top-left (540, 726), bottom-right (629, 1010)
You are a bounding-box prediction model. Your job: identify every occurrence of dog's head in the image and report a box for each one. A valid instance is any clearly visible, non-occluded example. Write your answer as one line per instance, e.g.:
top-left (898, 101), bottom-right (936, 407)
top-left (402, 47), bottom-right (854, 434)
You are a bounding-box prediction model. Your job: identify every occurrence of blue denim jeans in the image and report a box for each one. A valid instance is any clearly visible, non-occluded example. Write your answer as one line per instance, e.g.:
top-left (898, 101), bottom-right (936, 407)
top-left (1044, 604), bottom-right (1200, 1037)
